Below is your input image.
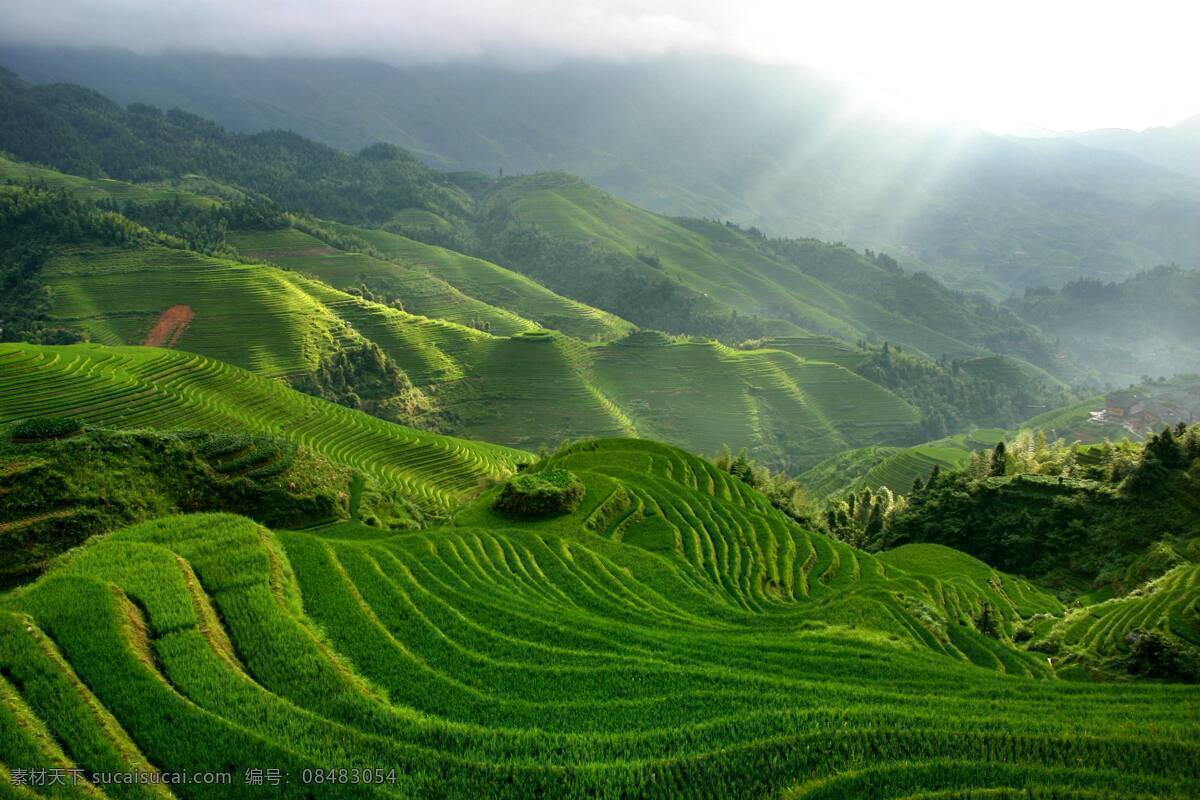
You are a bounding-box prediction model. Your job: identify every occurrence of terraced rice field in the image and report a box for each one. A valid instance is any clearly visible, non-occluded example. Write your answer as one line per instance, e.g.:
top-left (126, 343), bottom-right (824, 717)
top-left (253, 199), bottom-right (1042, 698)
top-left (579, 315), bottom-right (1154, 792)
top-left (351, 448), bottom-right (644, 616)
top-left (25, 235), bottom-right (925, 467)
top-left (1, 439), bottom-right (1197, 798)
top-left (0, 344), bottom-right (526, 514)
top-left (588, 333), bottom-right (917, 468)
top-left (1039, 558), bottom-right (1200, 677)
top-left (799, 428), bottom-right (1010, 498)
top-left (326, 222), bottom-right (635, 342)
top-left (42, 245), bottom-right (354, 378)
top-left (758, 336), bottom-right (869, 369)
top-left (228, 228), bottom-right (540, 336)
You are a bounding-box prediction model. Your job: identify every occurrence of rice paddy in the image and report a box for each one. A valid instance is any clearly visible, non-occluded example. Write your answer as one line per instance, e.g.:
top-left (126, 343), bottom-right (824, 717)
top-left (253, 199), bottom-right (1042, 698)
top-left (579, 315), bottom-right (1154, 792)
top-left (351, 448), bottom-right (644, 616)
top-left (0, 438), bottom-right (1196, 798)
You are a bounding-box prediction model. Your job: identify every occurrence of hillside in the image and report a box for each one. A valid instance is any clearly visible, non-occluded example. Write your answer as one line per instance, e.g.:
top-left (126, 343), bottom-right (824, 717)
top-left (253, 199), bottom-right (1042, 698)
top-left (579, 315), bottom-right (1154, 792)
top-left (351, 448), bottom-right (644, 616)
top-left (1009, 266), bottom-right (1200, 385)
top-left (2, 434), bottom-right (1198, 796)
top-left (798, 428), bottom-right (1006, 498)
top-left (0, 425), bottom-right (413, 586)
top-left (2, 189), bottom-right (925, 469)
top-left (469, 173), bottom-right (1078, 378)
top-left (884, 426), bottom-right (1200, 590)
top-left (0, 70), bottom-right (1088, 386)
top-left (1066, 114), bottom-right (1200, 179)
top-left (5, 48), bottom-right (1197, 294)
top-left (225, 223), bottom-right (633, 341)
top-left (0, 343), bottom-right (527, 516)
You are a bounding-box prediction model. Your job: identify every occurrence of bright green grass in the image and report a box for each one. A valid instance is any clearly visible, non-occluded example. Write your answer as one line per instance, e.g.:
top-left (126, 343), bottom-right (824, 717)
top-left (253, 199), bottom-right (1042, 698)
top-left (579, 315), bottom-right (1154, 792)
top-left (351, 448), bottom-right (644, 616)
top-left (1037, 561), bottom-right (1200, 678)
top-left (588, 334), bottom-right (917, 467)
top-left (31, 233), bottom-right (922, 467)
top-left (0, 155), bottom-right (221, 208)
top-left (798, 426), bottom-right (1020, 499)
top-left (42, 244), bottom-right (353, 378)
top-left (0, 344), bottom-right (525, 515)
top-left (418, 330), bottom-right (918, 466)
top-left (1, 439), bottom-right (1196, 797)
top-left (801, 442), bottom-right (975, 498)
top-left (958, 354), bottom-right (1071, 392)
top-left (757, 335), bottom-right (869, 369)
top-left (326, 221), bottom-right (635, 342)
top-left (228, 227), bottom-right (541, 336)
top-left (495, 174), bottom-right (986, 358)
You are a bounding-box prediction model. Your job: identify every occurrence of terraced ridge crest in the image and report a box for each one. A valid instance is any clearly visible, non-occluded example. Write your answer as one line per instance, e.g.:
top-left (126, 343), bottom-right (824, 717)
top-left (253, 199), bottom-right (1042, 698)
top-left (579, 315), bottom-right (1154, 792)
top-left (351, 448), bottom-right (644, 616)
top-left (1, 439), bottom-right (1197, 798)
top-left (0, 344), bottom-right (526, 515)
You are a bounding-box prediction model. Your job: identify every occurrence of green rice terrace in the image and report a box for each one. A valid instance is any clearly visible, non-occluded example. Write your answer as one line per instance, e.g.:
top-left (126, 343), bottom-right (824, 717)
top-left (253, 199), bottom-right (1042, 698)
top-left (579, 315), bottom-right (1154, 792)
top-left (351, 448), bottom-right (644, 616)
top-left (1, 352), bottom-right (1199, 797)
top-left (28, 229), bottom-right (923, 467)
top-left (1, 74), bottom-right (1197, 799)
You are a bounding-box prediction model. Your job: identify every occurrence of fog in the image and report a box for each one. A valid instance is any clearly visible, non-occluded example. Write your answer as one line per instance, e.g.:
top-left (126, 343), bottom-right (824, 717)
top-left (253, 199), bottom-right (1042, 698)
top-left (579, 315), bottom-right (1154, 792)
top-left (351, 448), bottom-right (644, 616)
top-left (1, 0), bottom-right (1197, 131)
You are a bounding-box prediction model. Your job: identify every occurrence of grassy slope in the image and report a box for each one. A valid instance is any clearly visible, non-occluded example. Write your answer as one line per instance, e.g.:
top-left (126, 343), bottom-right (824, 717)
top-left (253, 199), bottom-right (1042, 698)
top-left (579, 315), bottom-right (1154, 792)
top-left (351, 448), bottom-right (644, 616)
top-left (0, 154), bottom-right (234, 206)
top-left (799, 428), bottom-right (1009, 498)
top-left (325, 221), bottom-right (635, 341)
top-left (0, 343), bottom-right (526, 515)
top-left (42, 244), bottom-right (355, 378)
top-left (37, 236), bottom-right (920, 467)
top-left (492, 174), bottom-right (991, 359)
top-left (226, 227), bottom-right (542, 337)
top-left (0, 426), bottom-right (418, 584)
top-left (0, 439), bottom-right (1196, 797)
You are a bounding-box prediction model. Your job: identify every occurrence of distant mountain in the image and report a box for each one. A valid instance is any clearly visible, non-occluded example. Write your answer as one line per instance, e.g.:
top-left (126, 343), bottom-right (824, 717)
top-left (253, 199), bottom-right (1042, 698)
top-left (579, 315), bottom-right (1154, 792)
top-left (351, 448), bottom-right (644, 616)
top-left (1067, 114), bottom-right (1200, 178)
top-left (0, 70), bottom-right (1077, 389)
top-left (1008, 265), bottom-right (1200, 386)
top-left (2, 45), bottom-right (1197, 294)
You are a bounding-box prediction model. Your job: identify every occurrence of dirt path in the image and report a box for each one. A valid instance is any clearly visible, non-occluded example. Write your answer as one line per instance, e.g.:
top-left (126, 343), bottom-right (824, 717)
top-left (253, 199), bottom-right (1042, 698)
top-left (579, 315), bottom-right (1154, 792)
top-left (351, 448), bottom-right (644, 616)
top-left (143, 305), bottom-right (195, 347)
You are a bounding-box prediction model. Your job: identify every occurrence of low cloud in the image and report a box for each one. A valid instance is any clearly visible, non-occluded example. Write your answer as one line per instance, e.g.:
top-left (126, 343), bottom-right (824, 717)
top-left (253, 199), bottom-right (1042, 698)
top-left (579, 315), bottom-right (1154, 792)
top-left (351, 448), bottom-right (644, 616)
top-left (0, 1), bottom-right (721, 66)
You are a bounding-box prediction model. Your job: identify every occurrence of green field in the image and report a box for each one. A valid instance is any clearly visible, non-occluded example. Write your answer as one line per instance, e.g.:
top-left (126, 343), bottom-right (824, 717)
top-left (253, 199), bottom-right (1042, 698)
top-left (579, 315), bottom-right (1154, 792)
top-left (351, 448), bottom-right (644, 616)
top-left (490, 174), bottom-right (996, 359)
top-left (227, 227), bottom-right (542, 337)
top-left (0, 155), bottom-right (229, 207)
top-left (799, 434), bottom-right (992, 498)
top-left (32, 237), bottom-right (921, 467)
top-left (0, 436), bottom-right (1196, 797)
top-left (324, 221), bottom-right (635, 342)
top-left (0, 344), bottom-right (525, 515)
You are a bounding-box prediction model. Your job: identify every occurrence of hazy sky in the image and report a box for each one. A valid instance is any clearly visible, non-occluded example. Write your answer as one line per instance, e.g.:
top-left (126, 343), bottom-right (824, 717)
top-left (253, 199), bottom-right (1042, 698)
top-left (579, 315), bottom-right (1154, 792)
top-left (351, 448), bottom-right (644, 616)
top-left (2, 0), bottom-right (1196, 132)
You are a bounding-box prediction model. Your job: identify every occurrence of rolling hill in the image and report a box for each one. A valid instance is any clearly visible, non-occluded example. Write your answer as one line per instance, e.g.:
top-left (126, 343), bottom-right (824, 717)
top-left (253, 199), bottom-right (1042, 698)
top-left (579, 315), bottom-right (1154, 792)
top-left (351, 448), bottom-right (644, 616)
top-left (3, 186), bottom-right (923, 468)
top-left (0, 432), bottom-right (1197, 797)
top-left (4, 48), bottom-right (1197, 294)
top-left (0, 343), bottom-right (526, 516)
top-left (0, 70), bottom-right (1088, 385)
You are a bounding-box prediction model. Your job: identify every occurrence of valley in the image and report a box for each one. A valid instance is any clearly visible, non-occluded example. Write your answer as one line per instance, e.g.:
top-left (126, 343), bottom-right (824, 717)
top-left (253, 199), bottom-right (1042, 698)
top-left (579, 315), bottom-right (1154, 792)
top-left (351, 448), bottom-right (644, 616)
top-left (0, 46), bottom-right (1197, 800)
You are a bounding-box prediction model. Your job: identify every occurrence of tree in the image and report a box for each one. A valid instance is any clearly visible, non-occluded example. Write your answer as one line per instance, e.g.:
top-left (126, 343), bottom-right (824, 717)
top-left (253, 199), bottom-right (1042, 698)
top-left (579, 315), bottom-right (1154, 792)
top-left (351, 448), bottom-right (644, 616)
top-left (911, 476), bottom-right (924, 495)
top-left (975, 603), bottom-right (999, 638)
top-left (729, 450), bottom-right (758, 487)
top-left (990, 441), bottom-right (1008, 477)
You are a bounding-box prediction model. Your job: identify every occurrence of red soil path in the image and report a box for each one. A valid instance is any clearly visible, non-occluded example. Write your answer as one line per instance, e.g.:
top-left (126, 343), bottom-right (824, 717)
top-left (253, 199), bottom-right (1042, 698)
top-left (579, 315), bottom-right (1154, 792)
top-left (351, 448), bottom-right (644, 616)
top-left (143, 305), bottom-right (195, 347)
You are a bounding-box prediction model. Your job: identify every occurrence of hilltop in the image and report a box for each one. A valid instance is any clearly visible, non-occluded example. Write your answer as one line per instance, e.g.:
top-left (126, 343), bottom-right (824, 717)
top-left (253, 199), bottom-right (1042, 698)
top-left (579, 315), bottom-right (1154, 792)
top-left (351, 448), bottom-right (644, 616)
top-left (3, 48), bottom-right (1197, 295)
top-left (0, 178), bottom-right (971, 471)
top-left (0, 69), bottom-right (1089, 385)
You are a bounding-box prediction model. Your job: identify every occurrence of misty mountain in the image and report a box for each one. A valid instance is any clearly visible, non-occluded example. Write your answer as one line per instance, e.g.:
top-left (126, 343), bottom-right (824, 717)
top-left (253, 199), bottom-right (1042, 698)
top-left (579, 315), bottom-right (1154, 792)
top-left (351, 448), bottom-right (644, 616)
top-left (1066, 114), bottom-right (1200, 179)
top-left (2, 45), bottom-right (1197, 296)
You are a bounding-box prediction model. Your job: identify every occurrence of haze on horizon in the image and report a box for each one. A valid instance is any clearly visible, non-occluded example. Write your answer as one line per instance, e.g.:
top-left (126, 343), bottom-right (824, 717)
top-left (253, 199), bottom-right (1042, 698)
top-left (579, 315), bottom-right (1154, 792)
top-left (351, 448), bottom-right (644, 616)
top-left (1, 0), bottom-right (1196, 134)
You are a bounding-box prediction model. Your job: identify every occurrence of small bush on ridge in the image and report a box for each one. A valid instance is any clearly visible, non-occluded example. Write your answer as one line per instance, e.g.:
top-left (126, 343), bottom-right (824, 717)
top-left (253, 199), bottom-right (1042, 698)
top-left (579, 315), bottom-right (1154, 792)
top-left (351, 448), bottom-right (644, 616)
top-left (11, 416), bottom-right (84, 441)
top-left (494, 469), bottom-right (585, 518)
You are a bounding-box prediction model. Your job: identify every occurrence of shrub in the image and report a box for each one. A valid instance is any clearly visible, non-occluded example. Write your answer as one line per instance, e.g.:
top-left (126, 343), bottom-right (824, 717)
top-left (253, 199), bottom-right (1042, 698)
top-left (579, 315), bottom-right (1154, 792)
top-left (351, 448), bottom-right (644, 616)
top-left (494, 469), bottom-right (585, 518)
top-left (1125, 629), bottom-right (1200, 682)
top-left (11, 416), bottom-right (84, 441)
